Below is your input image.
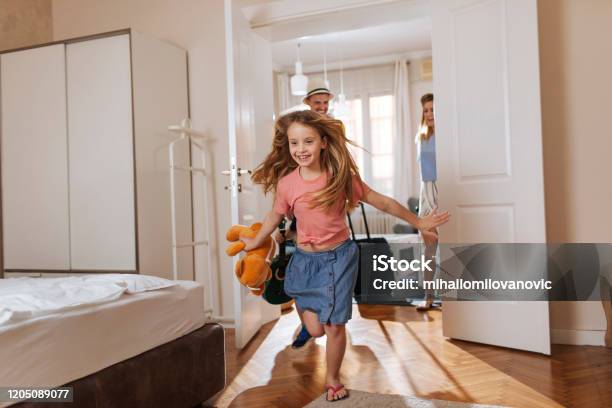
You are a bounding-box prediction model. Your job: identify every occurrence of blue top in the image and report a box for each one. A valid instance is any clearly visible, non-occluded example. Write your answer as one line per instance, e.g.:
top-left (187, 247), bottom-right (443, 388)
top-left (417, 133), bottom-right (437, 182)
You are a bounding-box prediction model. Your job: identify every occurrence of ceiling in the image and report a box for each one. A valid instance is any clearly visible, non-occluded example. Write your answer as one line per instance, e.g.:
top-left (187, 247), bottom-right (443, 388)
top-left (272, 18), bottom-right (431, 72)
top-left (239, 0), bottom-right (432, 73)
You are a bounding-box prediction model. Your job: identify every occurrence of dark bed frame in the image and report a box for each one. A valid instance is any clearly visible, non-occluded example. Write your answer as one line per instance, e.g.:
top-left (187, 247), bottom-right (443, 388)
top-left (15, 323), bottom-right (225, 408)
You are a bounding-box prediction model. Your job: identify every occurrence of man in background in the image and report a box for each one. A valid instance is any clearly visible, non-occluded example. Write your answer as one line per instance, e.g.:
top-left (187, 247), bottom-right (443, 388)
top-left (303, 77), bottom-right (333, 116)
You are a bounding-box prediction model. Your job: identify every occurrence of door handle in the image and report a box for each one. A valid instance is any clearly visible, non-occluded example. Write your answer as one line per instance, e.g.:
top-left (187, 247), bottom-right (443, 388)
top-left (221, 168), bottom-right (252, 176)
top-left (224, 183), bottom-right (242, 192)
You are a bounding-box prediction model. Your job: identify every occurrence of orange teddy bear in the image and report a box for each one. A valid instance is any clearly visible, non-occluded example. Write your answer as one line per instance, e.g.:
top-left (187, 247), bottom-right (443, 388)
top-left (225, 223), bottom-right (276, 296)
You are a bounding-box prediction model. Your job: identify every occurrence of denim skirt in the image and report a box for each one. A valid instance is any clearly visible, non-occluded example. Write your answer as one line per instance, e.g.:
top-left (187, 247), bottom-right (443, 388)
top-left (284, 240), bottom-right (359, 325)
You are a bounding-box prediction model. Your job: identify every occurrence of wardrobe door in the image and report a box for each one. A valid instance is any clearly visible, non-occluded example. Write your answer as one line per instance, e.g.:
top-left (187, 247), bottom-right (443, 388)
top-left (66, 34), bottom-right (136, 271)
top-left (1, 44), bottom-right (71, 270)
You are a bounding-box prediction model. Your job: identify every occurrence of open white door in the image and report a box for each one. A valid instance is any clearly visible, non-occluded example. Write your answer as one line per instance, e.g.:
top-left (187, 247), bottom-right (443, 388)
top-left (432, 0), bottom-right (550, 354)
top-left (225, 0), bottom-right (280, 349)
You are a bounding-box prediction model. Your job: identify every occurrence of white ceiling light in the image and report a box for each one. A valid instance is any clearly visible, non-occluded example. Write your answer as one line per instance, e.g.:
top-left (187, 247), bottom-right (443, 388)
top-left (291, 43), bottom-right (308, 96)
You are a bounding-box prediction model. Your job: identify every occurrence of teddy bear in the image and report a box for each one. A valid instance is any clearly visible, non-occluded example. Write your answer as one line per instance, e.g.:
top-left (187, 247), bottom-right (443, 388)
top-left (225, 223), bottom-right (276, 296)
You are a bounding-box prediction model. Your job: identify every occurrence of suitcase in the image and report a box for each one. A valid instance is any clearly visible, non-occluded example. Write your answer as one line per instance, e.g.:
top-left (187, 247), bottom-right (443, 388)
top-left (262, 219), bottom-right (294, 305)
top-left (348, 202), bottom-right (397, 304)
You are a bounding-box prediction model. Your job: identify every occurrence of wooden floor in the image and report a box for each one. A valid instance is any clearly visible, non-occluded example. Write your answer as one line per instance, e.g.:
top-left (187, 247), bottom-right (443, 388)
top-left (207, 304), bottom-right (611, 408)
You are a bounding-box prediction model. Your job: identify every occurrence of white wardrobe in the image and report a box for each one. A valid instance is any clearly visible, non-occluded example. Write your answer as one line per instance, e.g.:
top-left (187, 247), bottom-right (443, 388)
top-left (1, 30), bottom-right (194, 279)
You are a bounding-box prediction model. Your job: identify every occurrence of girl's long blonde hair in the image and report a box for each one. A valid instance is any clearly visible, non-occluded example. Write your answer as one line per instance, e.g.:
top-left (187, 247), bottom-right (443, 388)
top-left (417, 93), bottom-right (434, 141)
top-left (251, 110), bottom-right (362, 212)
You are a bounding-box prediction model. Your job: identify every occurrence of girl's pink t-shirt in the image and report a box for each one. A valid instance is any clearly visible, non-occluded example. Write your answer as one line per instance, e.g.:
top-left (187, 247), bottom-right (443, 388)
top-left (273, 167), bottom-right (371, 247)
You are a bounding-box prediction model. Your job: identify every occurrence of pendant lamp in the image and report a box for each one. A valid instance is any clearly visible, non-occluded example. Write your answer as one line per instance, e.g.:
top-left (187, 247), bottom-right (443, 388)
top-left (290, 43), bottom-right (308, 96)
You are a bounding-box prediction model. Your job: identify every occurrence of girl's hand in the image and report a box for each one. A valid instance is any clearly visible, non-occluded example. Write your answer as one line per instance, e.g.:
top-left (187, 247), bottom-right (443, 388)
top-left (417, 208), bottom-right (450, 232)
top-left (241, 235), bottom-right (261, 252)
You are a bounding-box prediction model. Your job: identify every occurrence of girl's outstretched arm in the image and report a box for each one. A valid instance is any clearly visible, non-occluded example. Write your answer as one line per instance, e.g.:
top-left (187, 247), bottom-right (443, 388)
top-left (242, 210), bottom-right (284, 251)
top-left (362, 190), bottom-right (450, 233)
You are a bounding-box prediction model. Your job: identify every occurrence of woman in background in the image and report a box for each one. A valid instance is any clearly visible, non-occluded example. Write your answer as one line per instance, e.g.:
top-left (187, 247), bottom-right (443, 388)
top-left (414, 93), bottom-right (438, 311)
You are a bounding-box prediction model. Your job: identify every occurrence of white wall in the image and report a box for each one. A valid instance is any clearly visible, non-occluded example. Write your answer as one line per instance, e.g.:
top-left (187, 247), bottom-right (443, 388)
top-left (51, 0), bottom-right (236, 318)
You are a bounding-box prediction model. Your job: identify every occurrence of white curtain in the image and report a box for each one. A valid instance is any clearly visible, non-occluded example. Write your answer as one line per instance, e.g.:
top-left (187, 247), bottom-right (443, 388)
top-left (275, 72), bottom-right (291, 114)
top-left (393, 59), bottom-right (414, 205)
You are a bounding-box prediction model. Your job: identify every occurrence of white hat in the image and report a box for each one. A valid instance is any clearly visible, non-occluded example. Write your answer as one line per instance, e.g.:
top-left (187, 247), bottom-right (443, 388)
top-left (302, 77), bottom-right (334, 103)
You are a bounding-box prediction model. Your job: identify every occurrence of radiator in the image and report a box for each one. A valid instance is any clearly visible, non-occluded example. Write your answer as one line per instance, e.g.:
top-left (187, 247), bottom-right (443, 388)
top-left (348, 210), bottom-right (399, 235)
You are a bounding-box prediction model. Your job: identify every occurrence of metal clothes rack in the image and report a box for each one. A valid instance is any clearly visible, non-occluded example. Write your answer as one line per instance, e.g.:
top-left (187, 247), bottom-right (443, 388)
top-left (167, 118), bottom-right (232, 323)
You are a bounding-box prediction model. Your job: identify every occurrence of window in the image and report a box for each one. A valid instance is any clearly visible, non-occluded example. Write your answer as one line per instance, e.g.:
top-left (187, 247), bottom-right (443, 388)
top-left (369, 95), bottom-right (394, 196)
top-left (336, 93), bottom-right (395, 198)
top-left (336, 98), bottom-right (363, 172)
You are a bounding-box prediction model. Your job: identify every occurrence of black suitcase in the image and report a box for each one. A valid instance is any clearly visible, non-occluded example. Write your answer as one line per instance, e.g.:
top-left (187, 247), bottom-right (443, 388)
top-left (262, 219), bottom-right (295, 305)
top-left (348, 202), bottom-right (397, 304)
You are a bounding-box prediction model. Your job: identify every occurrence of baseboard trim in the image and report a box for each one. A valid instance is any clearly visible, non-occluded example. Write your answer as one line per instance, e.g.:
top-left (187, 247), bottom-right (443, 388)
top-left (551, 328), bottom-right (606, 346)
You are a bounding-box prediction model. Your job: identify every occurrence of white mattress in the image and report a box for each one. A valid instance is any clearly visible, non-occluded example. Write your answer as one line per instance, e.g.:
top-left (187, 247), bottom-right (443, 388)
top-left (0, 279), bottom-right (205, 396)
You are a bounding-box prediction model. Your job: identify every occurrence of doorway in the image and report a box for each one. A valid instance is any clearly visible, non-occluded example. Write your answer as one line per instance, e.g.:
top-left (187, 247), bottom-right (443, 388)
top-left (227, 0), bottom-right (550, 354)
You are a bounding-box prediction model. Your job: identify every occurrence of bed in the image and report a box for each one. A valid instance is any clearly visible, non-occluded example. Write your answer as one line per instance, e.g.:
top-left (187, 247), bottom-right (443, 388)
top-left (0, 275), bottom-right (225, 407)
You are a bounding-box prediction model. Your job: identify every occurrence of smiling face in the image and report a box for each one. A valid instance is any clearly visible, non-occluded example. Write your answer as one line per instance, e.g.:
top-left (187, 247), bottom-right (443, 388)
top-left (423, 100), bottom-right (434, 128)
top-left (287, 122), bottom-right (327, 170)
top-left (305, 93), bottom-right (331, 115)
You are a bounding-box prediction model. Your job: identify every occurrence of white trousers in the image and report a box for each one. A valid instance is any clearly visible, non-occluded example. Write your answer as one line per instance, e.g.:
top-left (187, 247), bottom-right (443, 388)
top-left (418, 181), bottom-right (438, 300)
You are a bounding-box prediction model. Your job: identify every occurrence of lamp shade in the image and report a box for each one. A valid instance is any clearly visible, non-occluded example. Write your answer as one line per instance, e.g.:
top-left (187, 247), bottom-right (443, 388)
top-left (291, 61), bottom-right (308, 96)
